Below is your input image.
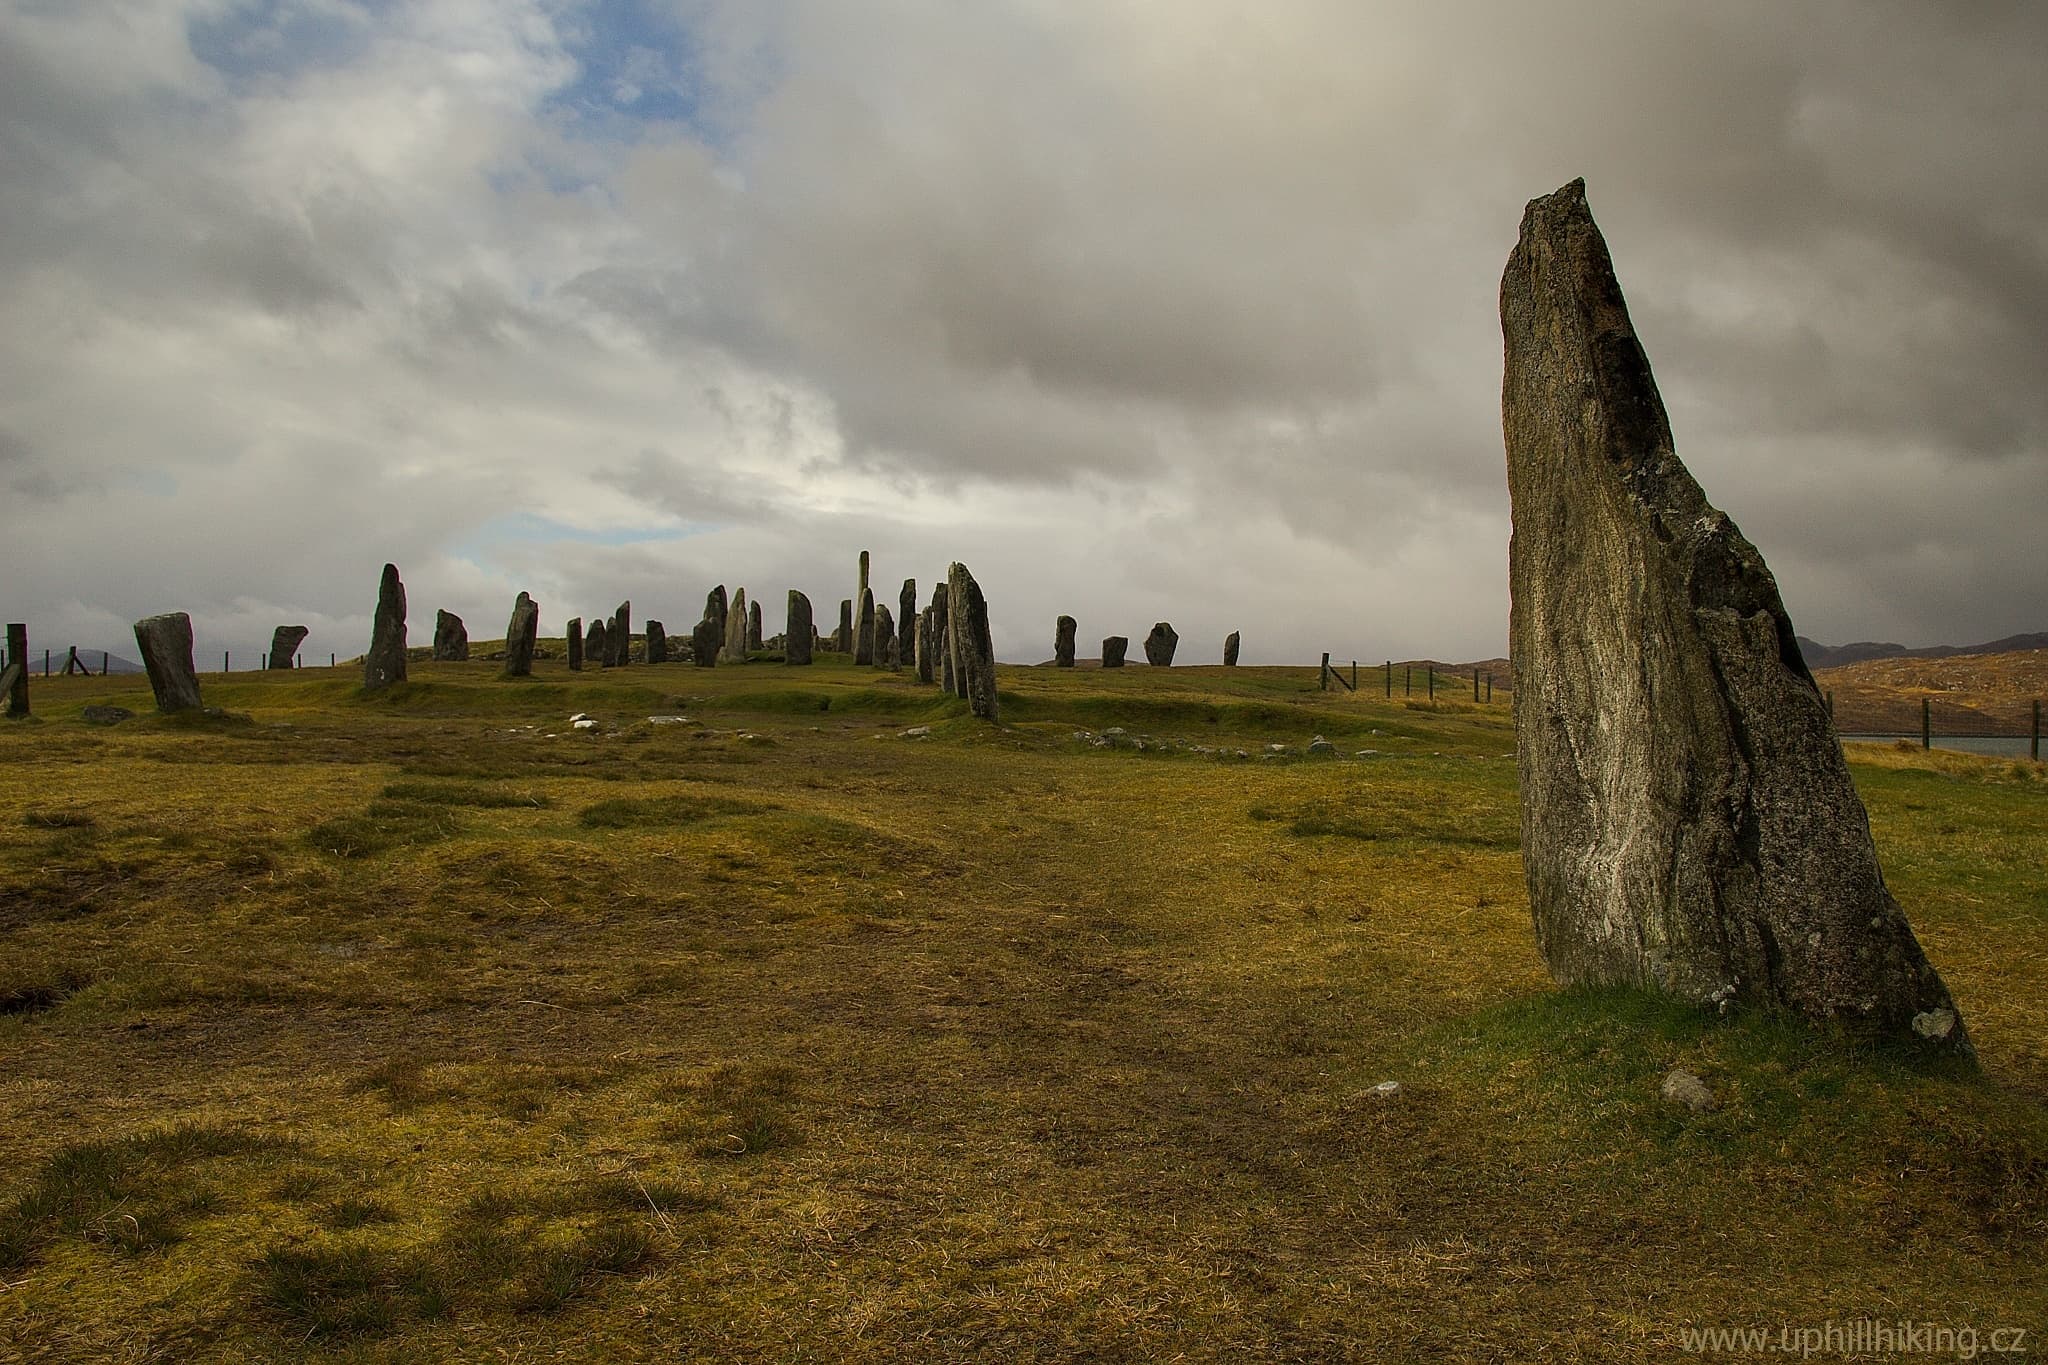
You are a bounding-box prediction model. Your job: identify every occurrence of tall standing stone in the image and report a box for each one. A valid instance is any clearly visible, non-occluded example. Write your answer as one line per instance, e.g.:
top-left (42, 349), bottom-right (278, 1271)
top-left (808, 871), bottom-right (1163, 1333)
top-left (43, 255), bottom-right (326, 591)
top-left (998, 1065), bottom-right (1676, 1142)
top-left (691, 615), bottom-right (720, 667)
top-left (268, 625), bottom-right (309, 670)
top-left (854, 589), bottom-right (876, 665)
top-left (1143, 622), bottom-right (1178, 667)
top-left (133, 612), bottom-right (203, 713)
top-left (610, 602), bottom-right (631, 667)
top-left (898, 580), bottom-right (917, 664)
top-left (875, 604), bottom-right (898, 668)
top-left (4, 623), bottom-right (27, 716)
top-left (503, 593), bottom-right (539, 677)
top-left (836, 599), bottom-right (853, 653)
top-left (704, 586), bottom-right (729, 645)
top-left (1102, 636), bottom-right (1128, 668)
top-left (1054, 616), bottom-right (1077, 667)
top-left (932, 584), bottom-right (954, 692)
top-left (786, 592), bottom-right (814, 665)
top-left (1223, 631), bottom-right (1241, 666)
top-left (646, 620), bottom-right (668, 664)
top-left (723, 589), bottom-right (750, 663)
top-left (945, 562), bottom-right (998, 721)
top-left (364, 563), bottom-right (407, 690)
top-left (858, 549), bottom-right (870, 604)
top-left (584, 618), bottom-right (607, 670)
top-left (913, 609), bottom-right (934, 683)
top-left (1501, 178), bottom-right (1964, 1048)
top-left (748, 600), bottom-right (763, 651)
top-left (566, 617), bottom-right (583, 671)
top-left (432, 611), bottom-right (468, 662)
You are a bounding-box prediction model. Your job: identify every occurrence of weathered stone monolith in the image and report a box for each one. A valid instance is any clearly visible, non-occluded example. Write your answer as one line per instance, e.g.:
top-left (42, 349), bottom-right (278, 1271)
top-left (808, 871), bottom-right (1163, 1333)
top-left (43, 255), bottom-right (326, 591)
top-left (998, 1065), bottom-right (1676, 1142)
top-left (646, 620), bottom-right (668, 664)
top-left (134, 612), bottom-right (203, 712)
top-left (928, 584), bottom-right (950, 689)
top-left (584, 618), bottom-right (607, 668)
top-left (684, 615), bottom-right (714, 666)
top-left (566, 618), bottom-right (584, 671)
top-left (898, 580), bottom-right (917, 663)
top-left (787, 592), bottom-right (814, 665)
top-left (269, 625), bottom-right (310, 670)
top-left (1054, 616), bottom-right (1076, 667)
top-left (1143, 622), bottom-right (1178, 667)
top-left (1102, 636), bottom-right (1127, 668)
top-left (858, 549), bottom-right (870, 603)
top-left (609, 602), bottom-right (630, 667)
top-left (364, 563), bottom-right (407, 690)
top-left (854, 589), bottom-right (876, 665)
top-left (3, 623), bottom-right (26, 716)
top-left (748, 600), bottom-right (763, 651)
top-left (1223, 631), bottom-right (1240, 667)
top-left (836, 598), bottom-right (853, 653)
top-left (704, 586), bottom-right (729, 644)
top-left (504, 593), bottom-right (539, 676)
top-left (945, 562), bottom-right (998, 721)
top-left (875, 604), bottom-right (897, 667)
top-left (723, 589), bottom-right (749, 663)
top-left (1501, 177), bottom-right (1965, 1049)
top-left (431, 611), bottom-right (467, 662)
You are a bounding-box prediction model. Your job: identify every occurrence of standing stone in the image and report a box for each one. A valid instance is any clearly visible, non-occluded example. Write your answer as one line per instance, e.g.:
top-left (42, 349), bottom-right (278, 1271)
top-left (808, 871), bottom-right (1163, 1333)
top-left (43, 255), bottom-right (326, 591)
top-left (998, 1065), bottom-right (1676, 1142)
top-left (928, 584), bottom-right (951, 690)
top-left (945, 562), bottom-right (998, 721)
top-left (858, 549), bottom-right (870, 604)
top-left (268, 625), bottom-right (309, 670)
top-left (133, 612), bottom-right (203, 713)
top-left (836, 599), bottom-right (853, 653)
top-left (1054, 616), bottom-right (1077, 667)
top-left (584, 618), bottom-right (607, 669)
top-left (1223, 632), bottom-right (1241, 667)
top-left (503, 593), bottom-right (539, 677)
top-left (855, 589), bottom-right (877, 665)
top-left (691, 615), bottom-right (720, 667)
top-left (566, 617), bottom-right (584, 671)
top-left (1143, 622), bottom-right (1178, 667)
top-left (432, 611), bottom-right (467, 662)
top-left (786, 592), bottom-right (814, 665)
top-left (875, 604), bottom-right (898, 668)
top-left (1102, 636), bottom-right (1128, 668)
top-left (610, 601), bottom-right (630, 667)
top-left (364, 563), bottom-right (407, 690)
top-left (723, 589), bottom-right (750, 663)
top-left (4, 623), bottom-right (26, 716)
top-left (646, 620), bottom-right (668, 664)
top-left (898, 580), bottom-right (917, 664)
top-left (912, 609), bottom-right (933, 683)
top-left (704, 586), bottom-right (729, 645)
top-left (1501, 177), bottom-right (1965, 1048)
top-left (748, 600), bottom-right (763, 651)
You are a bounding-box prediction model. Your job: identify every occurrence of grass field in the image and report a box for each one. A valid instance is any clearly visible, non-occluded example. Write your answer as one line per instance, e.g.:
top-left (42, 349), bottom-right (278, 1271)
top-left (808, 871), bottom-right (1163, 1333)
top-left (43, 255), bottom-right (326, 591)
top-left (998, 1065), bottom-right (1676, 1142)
top-left (1, 656), bottom-right (2043, 1362)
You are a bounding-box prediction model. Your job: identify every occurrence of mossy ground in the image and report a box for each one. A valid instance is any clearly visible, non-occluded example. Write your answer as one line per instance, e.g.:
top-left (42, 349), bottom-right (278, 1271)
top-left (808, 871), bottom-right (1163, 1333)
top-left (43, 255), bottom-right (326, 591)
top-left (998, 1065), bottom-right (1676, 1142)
top-left (1, 658), bottom-right (2043, 1361)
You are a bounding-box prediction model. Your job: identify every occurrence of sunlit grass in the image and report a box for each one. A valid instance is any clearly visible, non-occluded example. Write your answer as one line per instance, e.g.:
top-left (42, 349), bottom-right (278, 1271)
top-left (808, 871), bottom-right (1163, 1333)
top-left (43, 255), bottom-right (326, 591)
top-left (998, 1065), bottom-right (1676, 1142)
top-left (0, 656), bottom-right (2041, 1359)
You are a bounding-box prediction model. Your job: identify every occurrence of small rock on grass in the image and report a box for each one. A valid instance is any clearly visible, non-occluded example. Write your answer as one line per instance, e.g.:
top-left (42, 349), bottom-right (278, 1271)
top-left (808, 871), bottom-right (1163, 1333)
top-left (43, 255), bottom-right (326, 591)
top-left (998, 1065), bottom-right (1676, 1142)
top-left (1660, 1068), bottom-right (1716, 1113)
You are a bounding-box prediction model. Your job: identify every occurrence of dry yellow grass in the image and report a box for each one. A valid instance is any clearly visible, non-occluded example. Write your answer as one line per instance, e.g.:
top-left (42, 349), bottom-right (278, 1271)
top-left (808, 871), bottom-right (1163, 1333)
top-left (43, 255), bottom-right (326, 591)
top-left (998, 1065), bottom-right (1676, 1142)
top-left (0, 658), bottom-right (2042, 1361)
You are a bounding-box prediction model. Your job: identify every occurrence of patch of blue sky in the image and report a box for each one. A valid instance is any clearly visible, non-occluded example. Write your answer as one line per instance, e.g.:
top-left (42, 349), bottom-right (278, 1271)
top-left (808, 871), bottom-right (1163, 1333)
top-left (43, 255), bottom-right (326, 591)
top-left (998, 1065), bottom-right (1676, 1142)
top-left (186, 0), bottom-right (398, 86)
top-left (542, 0), bottom-right (743, 154)
top-left (455, 513), bottom-right (713, 562)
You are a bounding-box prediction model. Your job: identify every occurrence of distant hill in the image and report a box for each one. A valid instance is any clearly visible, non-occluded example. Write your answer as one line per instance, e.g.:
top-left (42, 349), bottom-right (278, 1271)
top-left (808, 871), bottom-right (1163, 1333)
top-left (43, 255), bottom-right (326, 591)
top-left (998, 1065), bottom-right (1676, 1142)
top-left (1796, 632), bottom-right (2048, 671)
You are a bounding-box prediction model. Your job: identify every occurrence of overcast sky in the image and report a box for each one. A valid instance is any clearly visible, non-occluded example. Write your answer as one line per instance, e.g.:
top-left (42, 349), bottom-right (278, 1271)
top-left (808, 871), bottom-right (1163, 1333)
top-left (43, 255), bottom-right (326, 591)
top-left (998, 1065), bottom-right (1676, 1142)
top-left (3, 1), bottom-right (2044, 667)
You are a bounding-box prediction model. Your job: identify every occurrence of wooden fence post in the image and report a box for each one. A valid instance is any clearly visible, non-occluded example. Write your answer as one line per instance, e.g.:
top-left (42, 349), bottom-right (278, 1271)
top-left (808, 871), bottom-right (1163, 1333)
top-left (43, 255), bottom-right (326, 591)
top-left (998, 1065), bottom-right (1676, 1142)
top-left (1921, 697), bottom-right (1931, 750)
top-left (1351, 660), bottom-right (1357, 691)
top-left (1384, 660), bottom-right (1392, 698)
top-left (2033, 699), bottom-right (2040, 762)
top-left (1473, 668), bottom-right (1480, 702)
top-left (1427, 666), bottom-right (1435, 700)
top-left (1320, 652), bottom-right (1330, 691)
top-left (1404, 667), bottom-right (1411, 696)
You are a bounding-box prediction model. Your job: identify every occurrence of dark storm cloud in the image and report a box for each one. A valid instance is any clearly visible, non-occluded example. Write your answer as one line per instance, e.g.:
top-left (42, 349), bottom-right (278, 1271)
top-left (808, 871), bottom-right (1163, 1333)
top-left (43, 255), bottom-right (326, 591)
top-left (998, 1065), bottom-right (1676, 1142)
top-left (0, 0), bottom-right (2042, 663)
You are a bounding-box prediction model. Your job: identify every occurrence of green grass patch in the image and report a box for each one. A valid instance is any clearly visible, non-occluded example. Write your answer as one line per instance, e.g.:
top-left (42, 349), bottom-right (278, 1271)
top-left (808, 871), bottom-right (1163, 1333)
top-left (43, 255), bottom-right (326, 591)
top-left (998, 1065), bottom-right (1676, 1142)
top-left (378, 779), bottom-right (554, 809)
top-left (576, 794), bottom-right (773, 829)
top-left (305, 799), bottom-right (464, 858)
